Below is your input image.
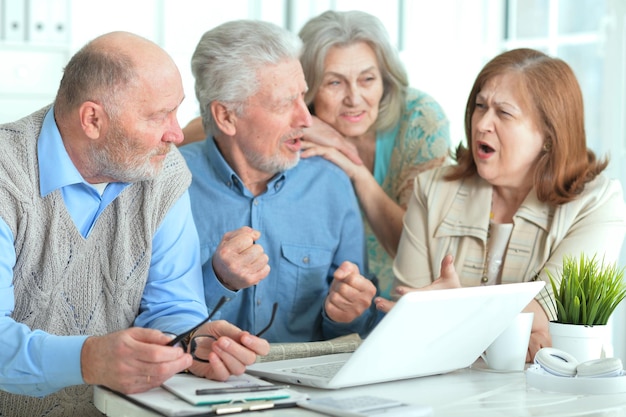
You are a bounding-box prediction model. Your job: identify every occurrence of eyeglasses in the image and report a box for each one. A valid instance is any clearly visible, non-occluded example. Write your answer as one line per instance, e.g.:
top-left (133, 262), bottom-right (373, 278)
top-left (167, 296), bottom-right (278, 363)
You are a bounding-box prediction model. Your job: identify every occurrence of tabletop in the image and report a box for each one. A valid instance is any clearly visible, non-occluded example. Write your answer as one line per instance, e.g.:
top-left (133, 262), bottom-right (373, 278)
top-left (94, 359), bottom-right (626, 417)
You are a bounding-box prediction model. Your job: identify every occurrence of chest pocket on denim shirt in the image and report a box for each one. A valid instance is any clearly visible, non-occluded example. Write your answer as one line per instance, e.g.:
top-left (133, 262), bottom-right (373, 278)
top-left (279, 243), bottom-right (334, 317)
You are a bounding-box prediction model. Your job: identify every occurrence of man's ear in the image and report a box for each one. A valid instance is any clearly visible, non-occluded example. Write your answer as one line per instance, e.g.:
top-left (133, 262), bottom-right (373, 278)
top-left (211, 101), bottom-right (237, 136)
top-left (79, 101), bottom-right (107, 139)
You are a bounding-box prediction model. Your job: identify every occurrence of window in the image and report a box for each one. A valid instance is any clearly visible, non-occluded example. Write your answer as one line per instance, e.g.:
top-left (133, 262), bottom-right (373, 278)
top-left (504, 0), bottom-right (626, 370)
top-left (503, 0), bottom-right (624, 158)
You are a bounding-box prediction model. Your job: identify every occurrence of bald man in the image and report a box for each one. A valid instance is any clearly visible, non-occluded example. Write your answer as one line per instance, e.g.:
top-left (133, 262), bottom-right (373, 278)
top-left (0, 31), bottom-right (268, 416)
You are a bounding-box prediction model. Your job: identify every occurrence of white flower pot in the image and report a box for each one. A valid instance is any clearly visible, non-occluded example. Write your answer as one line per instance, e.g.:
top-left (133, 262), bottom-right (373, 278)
top-left (549, 322), bottom-right (610, 363)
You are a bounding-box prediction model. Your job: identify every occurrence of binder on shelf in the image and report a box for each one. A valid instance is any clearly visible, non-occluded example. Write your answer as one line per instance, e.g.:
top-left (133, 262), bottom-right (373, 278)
top-left (27, 0), bottom-right (49, 43)
top-left (27, 0), bottom-right (69, 44)
top-left (46, 0), bottom-right (69, 43)
top-left (3, 0), bottom-right (26, 42)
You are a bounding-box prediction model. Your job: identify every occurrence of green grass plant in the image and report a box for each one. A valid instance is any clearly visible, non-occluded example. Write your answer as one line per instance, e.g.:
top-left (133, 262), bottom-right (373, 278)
top-left (547, 254), bottom-right (626, 326)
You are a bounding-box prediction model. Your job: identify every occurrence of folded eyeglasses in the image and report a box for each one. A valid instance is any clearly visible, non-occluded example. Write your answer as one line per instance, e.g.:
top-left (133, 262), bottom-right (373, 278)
top-left (166, 296), bottom-right (278, 363)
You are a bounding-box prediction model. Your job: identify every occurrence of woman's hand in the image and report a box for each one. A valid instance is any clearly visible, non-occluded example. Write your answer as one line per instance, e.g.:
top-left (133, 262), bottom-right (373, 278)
top-left (417, 255), bottom-right (461, 291)
top-left (523, 300), bottom-right (552, 362)
top-left (301, 116), bottom-right (363, 165)
top-left (301, 116), bottom-right (405, 257)
top-left (375, 255), bottom-right (460, 313)
top-left (180, 116), bottom-right (206, 146)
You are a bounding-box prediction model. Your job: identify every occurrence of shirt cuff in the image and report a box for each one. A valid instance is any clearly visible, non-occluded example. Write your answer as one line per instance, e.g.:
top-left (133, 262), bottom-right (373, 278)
top-left (40, 334), bottom-right (89, 389)
top-left (204, 264), bottom-right (238, 308)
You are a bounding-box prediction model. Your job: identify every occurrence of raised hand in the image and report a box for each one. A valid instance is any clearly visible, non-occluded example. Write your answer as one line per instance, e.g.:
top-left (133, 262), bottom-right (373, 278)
top-left (212, 227), bottom-right (270, 290)
top-left (325, 261), bottom-right (377, 323)
top-left (375, 255), bottom-right (460, 313)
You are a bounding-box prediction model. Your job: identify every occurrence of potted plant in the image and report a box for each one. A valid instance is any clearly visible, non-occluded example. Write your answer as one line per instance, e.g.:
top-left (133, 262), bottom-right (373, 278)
top-left (546, 254), bottom-right (626, 362)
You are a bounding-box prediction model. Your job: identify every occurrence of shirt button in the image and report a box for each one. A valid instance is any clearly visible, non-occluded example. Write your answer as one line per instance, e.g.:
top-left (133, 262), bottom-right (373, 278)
top-left (481, 276), bottom-right (488, 283)
top-left (257, 299), bottom-right (262, 306)
top-left (302, 256), bottom-right (309, 264)
top-left (253, 199), bottom-right (259, 206)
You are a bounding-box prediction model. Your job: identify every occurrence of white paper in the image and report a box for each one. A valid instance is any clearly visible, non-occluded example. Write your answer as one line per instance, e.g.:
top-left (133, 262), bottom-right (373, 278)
top-left (162, 373), bottom-right (291, 406)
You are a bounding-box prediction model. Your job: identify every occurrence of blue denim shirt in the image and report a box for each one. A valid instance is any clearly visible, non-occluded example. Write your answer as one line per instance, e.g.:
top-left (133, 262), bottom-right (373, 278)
top-left (181, 138), bottom-right (380, 343)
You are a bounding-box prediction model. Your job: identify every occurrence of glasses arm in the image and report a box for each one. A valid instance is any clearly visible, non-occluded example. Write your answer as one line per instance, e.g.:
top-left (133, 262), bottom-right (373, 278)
top-left (255, 302), bottom-right (278, 338)
top-left (167, 296), bottom-right (229, 346)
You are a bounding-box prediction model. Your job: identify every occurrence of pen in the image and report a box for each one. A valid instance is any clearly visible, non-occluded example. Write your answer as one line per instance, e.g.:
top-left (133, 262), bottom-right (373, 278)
top-left (195, 384), bottom-right (289, 396)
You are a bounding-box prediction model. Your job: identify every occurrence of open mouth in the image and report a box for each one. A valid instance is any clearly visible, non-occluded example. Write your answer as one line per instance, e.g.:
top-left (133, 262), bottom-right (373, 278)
top-left (479, 143), bottom-right (495, 154)
top-left (285, 137), bottom-right (302, 152)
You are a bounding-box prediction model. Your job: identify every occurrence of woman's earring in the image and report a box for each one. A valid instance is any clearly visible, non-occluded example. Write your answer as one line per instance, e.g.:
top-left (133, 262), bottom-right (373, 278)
top-left (543, 140), bottom-right (552, 152)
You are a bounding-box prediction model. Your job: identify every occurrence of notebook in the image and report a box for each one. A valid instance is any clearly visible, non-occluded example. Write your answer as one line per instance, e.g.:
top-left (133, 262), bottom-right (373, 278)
top-left (161, 373), bottom-right (290, 406)
top-left (246, 281), bottom-right (545, 389)
top-left (116, 373), bottom-right (307, 417)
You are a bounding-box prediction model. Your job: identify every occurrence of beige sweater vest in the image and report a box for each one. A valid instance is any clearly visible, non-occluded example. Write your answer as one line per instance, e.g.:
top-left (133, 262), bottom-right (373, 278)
top-left (0, 106), bottom-right (191, 416)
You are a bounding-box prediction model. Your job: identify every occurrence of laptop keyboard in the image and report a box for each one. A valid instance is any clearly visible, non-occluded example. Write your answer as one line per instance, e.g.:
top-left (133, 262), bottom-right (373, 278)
top-left (283, 361), bottom-right (345, 378)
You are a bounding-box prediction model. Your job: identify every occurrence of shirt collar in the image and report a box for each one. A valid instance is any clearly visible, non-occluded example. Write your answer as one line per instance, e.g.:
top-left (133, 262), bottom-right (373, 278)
top-left (38, 108), bottom-right (130, 198)
top-left (204, 137), bottom-right (287, 195)
top-left (439, 174), bottom-right (551, 239)
top-left (458, 174), bottom-right (552, 232)
top-left (517, 187), bottom-right (552, 230)
top-left (38, 108), bottom-right (86, 197)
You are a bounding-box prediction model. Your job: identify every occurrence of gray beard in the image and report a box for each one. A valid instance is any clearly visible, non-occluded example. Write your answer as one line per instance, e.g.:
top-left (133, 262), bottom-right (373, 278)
top-left (87, 127), bottom-right (170, 183)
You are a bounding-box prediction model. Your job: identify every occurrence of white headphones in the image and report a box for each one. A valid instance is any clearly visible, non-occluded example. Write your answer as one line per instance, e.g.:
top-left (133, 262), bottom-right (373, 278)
top-left (534, 347), bottom-right (623, 378)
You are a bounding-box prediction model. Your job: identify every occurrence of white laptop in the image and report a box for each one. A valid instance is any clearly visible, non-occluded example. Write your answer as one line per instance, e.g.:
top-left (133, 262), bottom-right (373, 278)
top-left (247, 281), bottom-right (545, 389)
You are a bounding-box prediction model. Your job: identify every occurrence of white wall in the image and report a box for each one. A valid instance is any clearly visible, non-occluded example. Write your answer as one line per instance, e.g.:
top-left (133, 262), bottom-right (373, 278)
top-left (400, 0), bottom-right (505, 147)
top-left (0, 0), bottom-right (500, 143)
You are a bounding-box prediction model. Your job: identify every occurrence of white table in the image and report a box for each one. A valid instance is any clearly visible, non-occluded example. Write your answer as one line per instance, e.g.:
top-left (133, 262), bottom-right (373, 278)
top-left (94, 359), bottom-right (626, 416)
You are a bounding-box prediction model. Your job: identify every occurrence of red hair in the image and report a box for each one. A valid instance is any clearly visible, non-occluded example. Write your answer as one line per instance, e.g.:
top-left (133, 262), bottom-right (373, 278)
top-left (446, 48), bottom-right (607, 205)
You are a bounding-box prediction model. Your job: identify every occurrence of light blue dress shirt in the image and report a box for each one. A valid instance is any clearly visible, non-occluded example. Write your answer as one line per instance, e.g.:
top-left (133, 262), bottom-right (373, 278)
top-left (0, 109), bottom-right (208, 396)
top-left (180, 138), bottom-right (380, 343)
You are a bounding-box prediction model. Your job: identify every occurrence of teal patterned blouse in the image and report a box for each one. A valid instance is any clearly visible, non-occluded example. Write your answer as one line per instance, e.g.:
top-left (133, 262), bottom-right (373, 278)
top-left (370, 88), bottom-right (451, 299)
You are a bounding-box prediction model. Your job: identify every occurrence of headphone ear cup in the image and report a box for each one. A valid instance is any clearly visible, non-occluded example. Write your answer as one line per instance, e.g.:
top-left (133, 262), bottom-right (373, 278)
top-left (576, 357), bottom-right (623, 378)
top-left (534, 347), bottom-right (579, 377)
